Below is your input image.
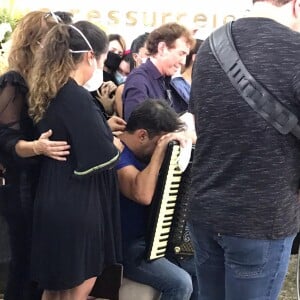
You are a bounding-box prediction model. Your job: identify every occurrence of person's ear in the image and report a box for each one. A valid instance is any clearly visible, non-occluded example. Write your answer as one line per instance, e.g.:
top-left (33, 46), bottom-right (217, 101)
top-left (136, 129), bottom-right (148, 143)
top-left (291, 0), bottom-right (300, 31)
top-left (132, 53), bottom-right (138, 61)
top-left (132, 52), bottom-right (140, 65)
top-left (293, 0), bottom-right (300, 18)
top-left (87, 51), bottom-right (95, 66)
top-left (157, 41), bottom-right (167, 56)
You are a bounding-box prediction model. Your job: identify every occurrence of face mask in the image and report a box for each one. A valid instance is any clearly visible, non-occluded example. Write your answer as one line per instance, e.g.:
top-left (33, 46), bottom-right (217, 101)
top-left (84, 59), bottom-right (103, 92)
top-left (104, 51), bottom-right (122, 71)
top-left (114, 71), bottom-right (127, 85)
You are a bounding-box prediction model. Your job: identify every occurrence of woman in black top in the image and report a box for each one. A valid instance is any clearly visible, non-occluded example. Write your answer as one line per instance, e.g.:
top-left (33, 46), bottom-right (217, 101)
top-left (0, 11), bottom-right (71, 300)
top-left (28, 21), bottom-right (123, 298)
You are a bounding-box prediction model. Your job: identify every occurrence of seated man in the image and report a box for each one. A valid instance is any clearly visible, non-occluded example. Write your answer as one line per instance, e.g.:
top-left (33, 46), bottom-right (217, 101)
top-left (116, 99), bottom-right (196, 300)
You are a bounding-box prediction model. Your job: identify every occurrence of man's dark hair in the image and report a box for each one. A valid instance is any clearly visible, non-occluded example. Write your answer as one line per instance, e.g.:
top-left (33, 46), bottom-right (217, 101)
top-left (253, 0), bottom-right (291, 6)
top-left (126, 99), bottom-right (185, 138)
top-left (130, 32), bottom-right (149, 53)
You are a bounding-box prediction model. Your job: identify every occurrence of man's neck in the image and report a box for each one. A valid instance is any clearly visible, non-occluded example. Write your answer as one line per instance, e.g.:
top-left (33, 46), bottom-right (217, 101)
top-left (119, 132), bottom-right (136, 153)
top-left (149, 56), bottom-right (164, 75)
top-left (119, 132), bottom-right (145, 162)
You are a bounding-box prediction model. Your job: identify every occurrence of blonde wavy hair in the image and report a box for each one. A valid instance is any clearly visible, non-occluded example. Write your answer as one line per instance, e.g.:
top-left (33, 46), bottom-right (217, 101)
top-left (8, 11), bottom-right (60, 81)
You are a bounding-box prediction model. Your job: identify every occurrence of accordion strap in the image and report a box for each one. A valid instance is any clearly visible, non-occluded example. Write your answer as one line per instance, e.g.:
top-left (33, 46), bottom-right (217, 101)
top-left (209, 21), bottom-right (300, 139)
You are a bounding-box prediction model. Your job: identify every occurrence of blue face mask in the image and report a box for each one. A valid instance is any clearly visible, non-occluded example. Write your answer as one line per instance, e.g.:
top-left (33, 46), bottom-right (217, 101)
top-left (114, 71), bottom-right (127, 85)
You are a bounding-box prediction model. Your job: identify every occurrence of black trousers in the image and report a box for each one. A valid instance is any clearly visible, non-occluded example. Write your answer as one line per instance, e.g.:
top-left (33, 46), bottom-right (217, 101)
top-left (0, 181), bottom-right (42, 300)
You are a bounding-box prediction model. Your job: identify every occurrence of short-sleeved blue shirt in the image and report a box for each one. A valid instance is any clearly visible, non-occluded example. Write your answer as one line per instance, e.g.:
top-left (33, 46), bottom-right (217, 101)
top-left (116, 144), bottom-right (149, 246)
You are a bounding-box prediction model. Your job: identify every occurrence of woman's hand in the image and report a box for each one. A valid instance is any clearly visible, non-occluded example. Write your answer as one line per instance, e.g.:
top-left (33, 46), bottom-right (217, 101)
top-left (33, 129), bottom-right (70, 161)
top-left (96, 81), bottom-right (117, 115)
top-left (107, 115), bottom-right (126, 133)
top-left (113, 136), bottom-right (124, 153)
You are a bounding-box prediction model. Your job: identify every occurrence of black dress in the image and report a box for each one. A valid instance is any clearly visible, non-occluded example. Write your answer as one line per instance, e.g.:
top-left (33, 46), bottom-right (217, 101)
top-left (30, 79), bottom-right (122, 290)
top-left (0, 71), bottom-right (42, 300)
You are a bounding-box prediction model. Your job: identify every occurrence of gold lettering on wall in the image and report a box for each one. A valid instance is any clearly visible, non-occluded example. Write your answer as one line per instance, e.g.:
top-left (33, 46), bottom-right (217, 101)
top-left (87, 9), bottom-right (101, 20)
top-left (126, 11), bottom-right (137, 26)
top-left (68, 9), bottom-right (239, 31)
top-left (161, 12), bottom-right (172, 24)
top-left (143, 12), bottom-right (156, 27)
top-left (108, 11), bottom-right (120, 25)
top-left (193, 13), bottom-right (207, 27)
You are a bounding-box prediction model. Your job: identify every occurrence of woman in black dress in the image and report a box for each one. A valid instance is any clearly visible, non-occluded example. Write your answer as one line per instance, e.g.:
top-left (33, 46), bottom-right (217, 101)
top-left (28, 21), bottom-right (122, 299)
top-left (0, 11), bottom-right (71, 300)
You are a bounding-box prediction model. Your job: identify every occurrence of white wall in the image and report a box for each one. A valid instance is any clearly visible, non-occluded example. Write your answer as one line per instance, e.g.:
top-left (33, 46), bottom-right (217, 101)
top-left (3, 0), bottom-right (253, 46)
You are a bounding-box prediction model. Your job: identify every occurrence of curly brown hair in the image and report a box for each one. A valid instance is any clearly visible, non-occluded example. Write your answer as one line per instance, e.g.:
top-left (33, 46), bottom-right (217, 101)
top-left (8, 11), bottom-right (60, 81)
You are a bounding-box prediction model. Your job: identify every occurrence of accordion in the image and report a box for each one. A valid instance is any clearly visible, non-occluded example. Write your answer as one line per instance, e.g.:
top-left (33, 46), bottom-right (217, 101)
top-left (146, 141), bottom-right (194, 261)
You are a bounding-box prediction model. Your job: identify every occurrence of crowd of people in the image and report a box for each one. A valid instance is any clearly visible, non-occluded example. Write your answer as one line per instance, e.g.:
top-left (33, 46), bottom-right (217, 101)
top-left (0, 0), bottom-right (300, 299)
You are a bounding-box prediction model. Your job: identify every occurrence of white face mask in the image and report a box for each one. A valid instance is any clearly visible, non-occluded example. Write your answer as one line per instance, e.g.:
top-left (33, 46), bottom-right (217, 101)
top-left (84, 59), bottom-right (104, 92)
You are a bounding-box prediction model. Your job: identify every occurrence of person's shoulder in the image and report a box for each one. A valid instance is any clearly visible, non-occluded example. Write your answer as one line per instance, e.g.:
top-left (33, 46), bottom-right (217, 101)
top-left (234, 17), bottom-right (298, 38)
top-left (57, 79), bottom-right (94, 107)
top-left (60, 79), bottom-right (90, 97)
top-left (116, 83), bottom-right (125, 93)
top-left (171, 76), bottom-right (188, 86)
top-left (233, 17), bottom-right (300, 55)
top-left (120, 145), bottom-right (134, 160)
top-left (118, 144), bottom-right (140, 167)
top-left (128, 63), bottom-right (147, 76)
top-left (125, 64), bottom-right (152, 86)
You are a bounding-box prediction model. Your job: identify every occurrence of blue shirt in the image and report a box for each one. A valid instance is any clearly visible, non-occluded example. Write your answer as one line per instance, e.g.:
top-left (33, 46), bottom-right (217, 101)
top-left (122, 59), bottom-right (187, 120)
top-left (116, 145), bottom-right (149, 246)
top-left (170, 76), bottom-right (191, 105)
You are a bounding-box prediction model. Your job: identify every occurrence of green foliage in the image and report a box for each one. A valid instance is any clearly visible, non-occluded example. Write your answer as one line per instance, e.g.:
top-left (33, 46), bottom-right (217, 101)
top-left (0, 8), bottom-right (23, 43)
top-left (0, 5), bottom-right (24, 74)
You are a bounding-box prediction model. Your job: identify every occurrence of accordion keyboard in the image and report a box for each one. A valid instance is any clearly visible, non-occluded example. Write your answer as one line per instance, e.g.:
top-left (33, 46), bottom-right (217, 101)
top-left (146, 143), bottom-right (183, 260)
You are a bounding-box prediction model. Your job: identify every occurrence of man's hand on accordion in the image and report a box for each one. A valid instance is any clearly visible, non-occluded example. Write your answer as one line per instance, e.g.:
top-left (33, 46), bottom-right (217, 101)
top-left (156, 131), bottom-right (190, 150)
top-left (117, 132), bottom-right (190, 206)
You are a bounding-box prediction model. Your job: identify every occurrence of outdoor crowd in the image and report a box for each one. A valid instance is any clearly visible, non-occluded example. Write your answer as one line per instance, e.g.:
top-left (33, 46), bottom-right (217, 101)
top-left (0, 0), bottom-right (300, 299)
